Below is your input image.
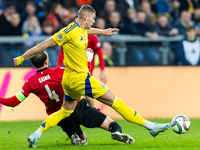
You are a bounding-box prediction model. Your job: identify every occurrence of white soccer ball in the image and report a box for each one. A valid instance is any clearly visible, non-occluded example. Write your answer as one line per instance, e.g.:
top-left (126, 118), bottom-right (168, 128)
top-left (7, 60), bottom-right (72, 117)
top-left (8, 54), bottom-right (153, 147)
top-left (171, 114), bottom-right (190, 134)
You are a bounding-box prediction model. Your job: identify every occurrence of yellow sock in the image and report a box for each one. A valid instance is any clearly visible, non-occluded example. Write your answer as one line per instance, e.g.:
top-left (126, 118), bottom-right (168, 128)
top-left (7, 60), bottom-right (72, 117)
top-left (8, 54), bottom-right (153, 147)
top-left (112, 96), bottom-right (147, 126)
top-left (39, 107), bottom-right (74, 133)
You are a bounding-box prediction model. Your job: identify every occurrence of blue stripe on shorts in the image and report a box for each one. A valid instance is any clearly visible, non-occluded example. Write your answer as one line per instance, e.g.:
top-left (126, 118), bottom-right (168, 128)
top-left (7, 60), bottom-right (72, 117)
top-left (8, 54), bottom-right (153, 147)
top-left (64, 93), bottom-right (73, 101)
top-left (85, 73), bottom-right (93, 98)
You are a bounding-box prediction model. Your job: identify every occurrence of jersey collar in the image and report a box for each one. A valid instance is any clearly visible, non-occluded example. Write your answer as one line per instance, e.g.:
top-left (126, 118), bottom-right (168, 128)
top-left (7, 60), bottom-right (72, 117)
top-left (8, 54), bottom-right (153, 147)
top-left (75, 21), bottom-right (80, 27)
top-left (37, 67), bottom-right (48, 72)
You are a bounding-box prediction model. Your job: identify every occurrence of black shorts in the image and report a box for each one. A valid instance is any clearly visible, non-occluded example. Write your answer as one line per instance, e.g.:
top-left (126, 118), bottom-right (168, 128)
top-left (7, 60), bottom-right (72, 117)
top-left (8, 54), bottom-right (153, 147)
top-left (70, 99), bottom-right (106, 128)
top-left (57, 99), bottom-right (107, 138)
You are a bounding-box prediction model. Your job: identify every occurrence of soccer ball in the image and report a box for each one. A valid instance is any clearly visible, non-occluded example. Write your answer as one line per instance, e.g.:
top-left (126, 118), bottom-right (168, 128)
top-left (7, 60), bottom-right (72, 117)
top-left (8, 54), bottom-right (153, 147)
top-left (171, 114), bottom-right (190, 134)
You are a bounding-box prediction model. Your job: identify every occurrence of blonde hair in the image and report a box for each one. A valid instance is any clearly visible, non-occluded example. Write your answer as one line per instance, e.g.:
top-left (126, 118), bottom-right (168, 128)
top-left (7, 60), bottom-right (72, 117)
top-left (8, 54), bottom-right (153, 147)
top-left (78, 5), bottom-right (96, 18)
top-left (27, 15), bottom-right (42, 35)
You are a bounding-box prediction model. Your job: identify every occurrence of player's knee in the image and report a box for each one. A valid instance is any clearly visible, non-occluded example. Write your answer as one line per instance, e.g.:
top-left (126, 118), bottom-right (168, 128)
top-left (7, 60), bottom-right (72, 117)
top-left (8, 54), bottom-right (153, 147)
top-left (109, 121), bottom-right (122, 133)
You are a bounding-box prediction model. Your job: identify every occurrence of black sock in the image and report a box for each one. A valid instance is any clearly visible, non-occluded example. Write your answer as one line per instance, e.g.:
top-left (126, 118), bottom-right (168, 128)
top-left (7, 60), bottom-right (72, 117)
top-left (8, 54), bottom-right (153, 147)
top-left (109, 121), bottom-right (122, 133)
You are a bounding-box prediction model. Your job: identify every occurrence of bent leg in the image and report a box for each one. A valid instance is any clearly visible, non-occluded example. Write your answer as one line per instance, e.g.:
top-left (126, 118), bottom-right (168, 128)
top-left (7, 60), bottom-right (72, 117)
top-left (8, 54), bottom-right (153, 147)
top-left (39, 101), bottom-right (76, 133)
top-left (98, 89), bottom-right (147, 126)
top-left (100, 116), bottom-right (122, 133)
top-left (58, 117), bottom-right (84, 139)
top-left (100, 116), bottom-right (113, 131)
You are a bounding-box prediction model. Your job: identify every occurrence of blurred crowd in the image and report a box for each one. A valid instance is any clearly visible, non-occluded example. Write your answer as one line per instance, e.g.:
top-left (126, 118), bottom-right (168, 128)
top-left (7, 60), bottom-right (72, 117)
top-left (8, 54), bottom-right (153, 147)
top-left (0, 0), bottom-right (200, 66)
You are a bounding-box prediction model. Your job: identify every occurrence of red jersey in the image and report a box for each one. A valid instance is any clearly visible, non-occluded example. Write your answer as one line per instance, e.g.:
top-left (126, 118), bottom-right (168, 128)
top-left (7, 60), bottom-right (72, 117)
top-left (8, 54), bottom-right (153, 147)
top-left (87, 35), bottom-right (104, 74)
top-left (21, 67), bottom-right (65, 115)
top-left (57, 35), bottom-right (105, 75)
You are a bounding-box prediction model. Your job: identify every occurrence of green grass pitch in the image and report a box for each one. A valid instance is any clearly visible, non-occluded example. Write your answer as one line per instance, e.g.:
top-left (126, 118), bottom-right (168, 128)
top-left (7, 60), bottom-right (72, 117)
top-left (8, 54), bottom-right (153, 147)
top-left (0, 119), bottom-right (199, 150)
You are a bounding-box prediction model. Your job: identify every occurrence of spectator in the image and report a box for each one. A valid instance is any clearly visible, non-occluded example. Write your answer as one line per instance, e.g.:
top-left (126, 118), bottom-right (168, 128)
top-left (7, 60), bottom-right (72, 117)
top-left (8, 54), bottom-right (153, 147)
top-left (116, 0), bottom-right (136, 17)
top-left (91, 0), bottom-right (106, 16)
top-left (0, 12), bottom-right (31, 67)
top-left (192, 8), bottom-right (200, 35)
top-left (170, 0), bottom-right (181, 24)
top-left (154, 0), bottom-right (169, 15)
top-left (102, 42), bottom-right (114, 66)
top-left (44, 3), bottom-right (63, 33)
top-left (177, 25), bottom-right (200, 66)
top-left (22, 15), bottom-right (42, 37)
top-left (42, 20), bottom-right (59, 67)
top-left (173, 10), bottom-right (195, 34)
top-left (0, 2), bottom-right (16, 32)
top-left (98, 0), bottom-right (116, 23)
top-left (42, 21), bottom-right (54, 35)
top-left (95, 17), bottom-right (106, 29)
top-left (130, 11), bottom-right (160, 66)
top-left (106, 11), bottom-right (129, 34)
top-left (192, 8), bottom-right (200, 24)
top-left (56, 9), bottom-right (71, 31)
top-left (141, 1), bottom-right (157, 25)
top-left (131, 11), bottom-right (158, 39)
top-left (154, 15), bottom-right (179, 36)
top-left (126, 8), bottom-right (138, 23)
top-left (0, 12), bottom-right (22, 36)
top-left (22, 15), bottom-right (43, 47)
top-left (175, 0), bottom-right (199, 13)
top-left (45, 0), bottom-right (77, 14)
top-left (106, 11), bottom-right (122, 30)
top-left (123, 8), bottom-right (138, 33)
top-left (20, 1), bottom-right (37, 23)
top-left (94, 17), bottom-right (114, 66)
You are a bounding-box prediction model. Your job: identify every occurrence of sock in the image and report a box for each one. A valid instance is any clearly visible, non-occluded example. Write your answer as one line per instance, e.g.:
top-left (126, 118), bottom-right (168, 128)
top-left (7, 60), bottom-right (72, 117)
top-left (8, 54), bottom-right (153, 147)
top-left (112, 96), bottom-right (147, 126)
top-left (34, 129), bottom-right (42, 138)
top-left (109, 121), bottom-right (122, 133)
top-left (39, 107), bottom-right (74, 133)
top-left (144, 121), bottom-right (155, 130)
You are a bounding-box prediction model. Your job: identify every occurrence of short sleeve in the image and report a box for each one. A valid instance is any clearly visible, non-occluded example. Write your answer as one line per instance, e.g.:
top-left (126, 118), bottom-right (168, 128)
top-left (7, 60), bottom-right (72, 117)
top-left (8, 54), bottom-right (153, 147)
top-left (21, 80), bottom-right (31, 97)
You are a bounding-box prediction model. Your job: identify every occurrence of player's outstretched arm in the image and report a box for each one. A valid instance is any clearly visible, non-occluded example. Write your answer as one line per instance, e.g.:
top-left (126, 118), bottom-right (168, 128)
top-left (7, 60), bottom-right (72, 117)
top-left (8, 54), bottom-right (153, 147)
top-left (87, 28), bottom-right (119, 36)
top-left (13, 37), bottom-right (57, 66)
top-left (0, 96), bottom-right (21, 107)
top-left (0, 92), bottom-right (26, 107)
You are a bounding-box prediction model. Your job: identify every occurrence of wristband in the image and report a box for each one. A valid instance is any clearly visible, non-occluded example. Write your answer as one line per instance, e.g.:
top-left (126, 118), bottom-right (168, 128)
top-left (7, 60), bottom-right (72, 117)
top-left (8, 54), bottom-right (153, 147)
top-left (16, 56), bottom-right (25, 66)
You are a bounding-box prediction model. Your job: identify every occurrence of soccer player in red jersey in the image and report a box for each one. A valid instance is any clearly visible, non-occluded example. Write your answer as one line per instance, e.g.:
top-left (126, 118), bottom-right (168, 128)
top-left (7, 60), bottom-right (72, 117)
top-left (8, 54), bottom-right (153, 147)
top-left (1, 51), bottom-right (134, 147)
top-left (57, 35), bottom-right (107, 83)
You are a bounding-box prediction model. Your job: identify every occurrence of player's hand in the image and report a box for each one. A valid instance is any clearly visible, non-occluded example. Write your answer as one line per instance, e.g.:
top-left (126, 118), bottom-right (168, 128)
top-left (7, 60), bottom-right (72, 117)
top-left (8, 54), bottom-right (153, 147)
top-left (104, 28), bottom-right (119, 36)
top-left (13, 56), bottom-right (25, 66)
top-left (100, 71), bottom-right (107, 84)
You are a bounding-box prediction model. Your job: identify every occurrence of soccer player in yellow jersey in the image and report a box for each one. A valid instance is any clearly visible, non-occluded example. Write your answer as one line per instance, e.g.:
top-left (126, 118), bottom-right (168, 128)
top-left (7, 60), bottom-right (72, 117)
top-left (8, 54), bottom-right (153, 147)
top-left (14, 5), bottom-right (170, 148)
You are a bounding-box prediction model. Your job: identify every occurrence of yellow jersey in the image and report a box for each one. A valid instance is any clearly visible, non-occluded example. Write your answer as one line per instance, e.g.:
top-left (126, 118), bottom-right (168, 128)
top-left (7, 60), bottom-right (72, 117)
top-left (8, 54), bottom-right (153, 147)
top-left (52, 21), bottom-right (88, 73)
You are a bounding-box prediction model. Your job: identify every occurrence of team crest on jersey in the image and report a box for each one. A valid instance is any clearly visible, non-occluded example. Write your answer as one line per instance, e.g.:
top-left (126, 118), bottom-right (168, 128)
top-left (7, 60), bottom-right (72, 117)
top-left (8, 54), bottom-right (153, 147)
top-left (57, 33), bottom-right (63, 40)
top-left (100, 83), bottom-right (106, 89)
top-left (80, 36), bottom-right (83, 41)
